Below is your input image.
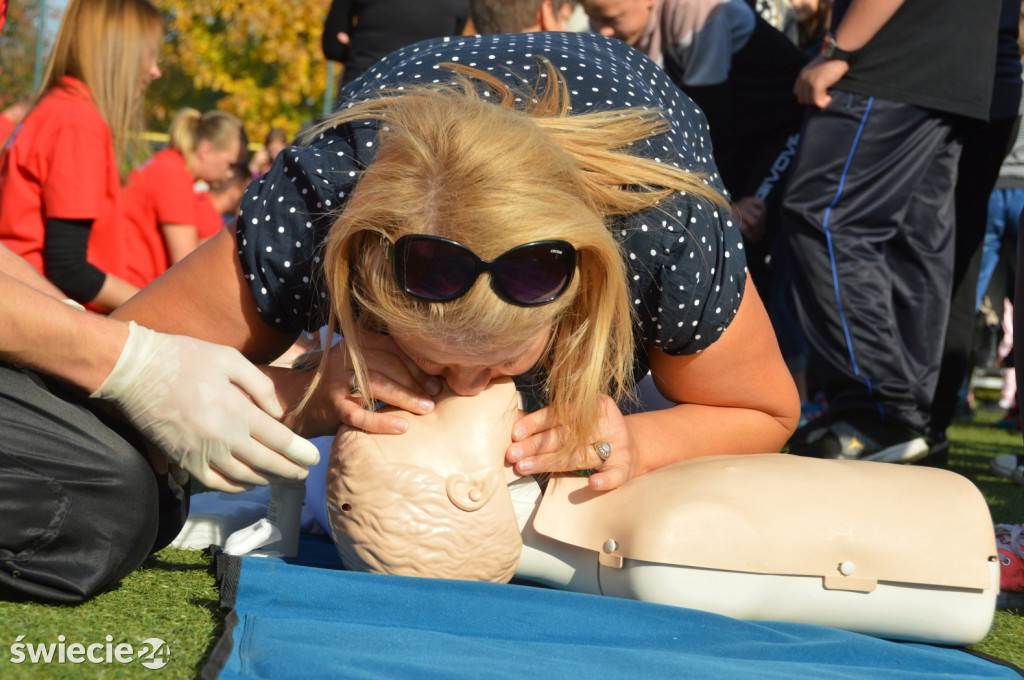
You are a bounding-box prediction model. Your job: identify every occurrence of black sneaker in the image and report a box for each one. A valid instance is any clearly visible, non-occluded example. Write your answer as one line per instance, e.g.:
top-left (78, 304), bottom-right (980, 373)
top-left (918, 430), bottom-right (950, 468)
top-left (788, 419), bottom-right (929, 463)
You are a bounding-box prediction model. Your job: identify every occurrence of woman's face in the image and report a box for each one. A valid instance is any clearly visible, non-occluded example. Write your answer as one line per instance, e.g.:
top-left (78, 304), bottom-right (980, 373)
top-left (391, 327), bottom-right (551, 396)
top-left (136, 27), bottom-right (163, 99)
top-left (585, 0), bottom-right (656, 46)
top-left (194, 134), bottom-right (243, 184)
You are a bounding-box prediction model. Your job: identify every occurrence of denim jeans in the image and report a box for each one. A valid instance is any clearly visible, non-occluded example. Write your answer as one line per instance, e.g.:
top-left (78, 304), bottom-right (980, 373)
top-left (977, 187), bottom-right (1024, 311)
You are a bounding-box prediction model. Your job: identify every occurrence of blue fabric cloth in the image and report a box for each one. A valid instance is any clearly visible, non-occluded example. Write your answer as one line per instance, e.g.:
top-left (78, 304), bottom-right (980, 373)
top-left (205, 536), bottom-right (1021, 680)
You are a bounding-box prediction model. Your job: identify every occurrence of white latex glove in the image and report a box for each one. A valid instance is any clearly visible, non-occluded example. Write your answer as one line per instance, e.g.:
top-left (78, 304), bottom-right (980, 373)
top-left (92, 322), bottom-right (319, 492)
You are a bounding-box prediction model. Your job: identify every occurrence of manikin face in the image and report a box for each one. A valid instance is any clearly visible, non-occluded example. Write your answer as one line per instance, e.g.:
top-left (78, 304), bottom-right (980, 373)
top-left (391, 327), bottom-right (550, 396)
top-left (585, 0), bottom-right (656, 46)
top-left (326, 378), bottom-right (524, 582)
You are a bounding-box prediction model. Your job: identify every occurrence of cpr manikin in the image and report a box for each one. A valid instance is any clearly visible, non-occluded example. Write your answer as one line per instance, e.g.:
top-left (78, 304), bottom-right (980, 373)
top-left (324, 378), bottom-right (523, 582)
top-left (254, 379), bottom-right (1002, 645)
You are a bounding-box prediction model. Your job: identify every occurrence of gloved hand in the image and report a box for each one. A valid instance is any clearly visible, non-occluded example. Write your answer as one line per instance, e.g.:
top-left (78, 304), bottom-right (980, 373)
top-left (92, 322), bottom-right (319, 492)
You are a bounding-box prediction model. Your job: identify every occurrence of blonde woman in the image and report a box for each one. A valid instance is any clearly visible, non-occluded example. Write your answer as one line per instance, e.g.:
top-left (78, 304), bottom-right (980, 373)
top-left (0, 0), bottom-right (163, 312)
top-left (116, 32), bottom-right (799, 492)
top-left (122, 107), bottom-right (243, 287)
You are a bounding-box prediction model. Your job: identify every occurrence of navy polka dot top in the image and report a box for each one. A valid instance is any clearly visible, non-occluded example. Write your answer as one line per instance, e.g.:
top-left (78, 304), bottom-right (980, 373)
top-left (237, 31), bottom-right (746, 358)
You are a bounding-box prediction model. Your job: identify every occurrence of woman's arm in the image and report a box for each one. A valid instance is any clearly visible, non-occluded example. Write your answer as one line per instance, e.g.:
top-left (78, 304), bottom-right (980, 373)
top-left (629, 272), bottom-right (801, 474)
top-left (160, 223), bottom-right (200, 265)
top-left (112, 226), bottom-right (441, 437)
top-left (112, 226), bottom-right (295, 361)
top-left (90, 274), bottom-right (141, 312)
top-left (509, 272), bottom-right (801, 490)
top-left (43, 216), bottom-right (139, 311)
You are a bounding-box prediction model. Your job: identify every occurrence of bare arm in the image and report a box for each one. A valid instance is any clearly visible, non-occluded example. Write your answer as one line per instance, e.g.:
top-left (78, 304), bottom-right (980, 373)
top-left (832, 0), bottom-right (907, 51)
top-left (112, 226), bottom-right (296, 361)
top-left (794, 0), bottom-right (907, 108)
top-left (0, 242), bottom-right (65, 298)
top-left (160, 223), bottom-right (201, 265)
top-left (629, 272), bottom-right (801, 476)
top-left (113, 226), bottom-right (440, 437)
top-left (89, 274), bottom-right (141, 313)
top-left (508, 272), bottom-right (801, 490)
top-left (0, 268), bottom-right (127, 393)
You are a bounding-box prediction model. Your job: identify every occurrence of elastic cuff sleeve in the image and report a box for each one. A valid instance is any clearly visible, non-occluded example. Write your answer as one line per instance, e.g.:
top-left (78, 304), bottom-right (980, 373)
top-left (44, 217), bottom-right (106, 303)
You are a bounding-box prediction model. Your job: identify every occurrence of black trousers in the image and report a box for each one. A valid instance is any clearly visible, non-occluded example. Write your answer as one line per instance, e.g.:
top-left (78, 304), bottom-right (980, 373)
top-left (781, 92), bottom-right (964, 435)
top-left (0, 363), bottom-right (188, 604)
top-left (931, 115), bottom-right (1020, 435)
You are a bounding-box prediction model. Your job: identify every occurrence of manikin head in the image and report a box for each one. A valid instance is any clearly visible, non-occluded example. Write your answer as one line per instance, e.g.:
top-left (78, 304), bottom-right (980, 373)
top-left (325, 378), bottom-right (523, 582)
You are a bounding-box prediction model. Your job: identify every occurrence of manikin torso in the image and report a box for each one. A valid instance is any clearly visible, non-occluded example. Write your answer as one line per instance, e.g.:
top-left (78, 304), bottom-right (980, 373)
top-left (323, 379), bottom-right (999, 645)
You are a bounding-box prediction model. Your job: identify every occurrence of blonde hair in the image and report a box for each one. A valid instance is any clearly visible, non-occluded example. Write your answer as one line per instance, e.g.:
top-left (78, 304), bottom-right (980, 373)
top-left (38, 0), bottom-right (164, 168)
top-left (167, 107), bottom-right (244, 174)
top-left (307, 60), bottom-right (726, 459)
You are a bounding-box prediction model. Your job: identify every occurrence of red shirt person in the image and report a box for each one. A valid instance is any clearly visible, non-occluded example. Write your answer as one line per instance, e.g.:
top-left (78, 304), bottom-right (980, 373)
top-left (121, 108), bottom-right (243, 286)
top-left (122, 148), bottom-right (204, 287)
top-left (0, 77), bottom-right (130, 306)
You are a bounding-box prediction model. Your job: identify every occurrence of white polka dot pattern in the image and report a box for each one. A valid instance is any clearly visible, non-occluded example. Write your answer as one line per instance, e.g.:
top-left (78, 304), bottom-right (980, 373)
top-left (236, 32), bottom-right (745, 355)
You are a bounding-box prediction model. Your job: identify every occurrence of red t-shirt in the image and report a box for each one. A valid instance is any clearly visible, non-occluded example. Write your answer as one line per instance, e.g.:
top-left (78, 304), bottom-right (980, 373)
top-left (0, 112), bottom-right (15, 147)
top-left (194, 190), bottom-right (225, 240)
top-left (122, 148), bottom-right (201, 287)
top-left (0, 77), bottom-right (127, 281)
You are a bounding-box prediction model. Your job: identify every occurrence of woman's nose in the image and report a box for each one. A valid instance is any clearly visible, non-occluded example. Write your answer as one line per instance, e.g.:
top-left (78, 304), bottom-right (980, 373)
top-left (443, 368), bottom-right (491, 396)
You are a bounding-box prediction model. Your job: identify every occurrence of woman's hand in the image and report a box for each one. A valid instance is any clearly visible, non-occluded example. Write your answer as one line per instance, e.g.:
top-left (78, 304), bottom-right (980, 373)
top-left (506, 394), bottom-right (637, 491)
top-left (285, 329), bottom-right (443, 438)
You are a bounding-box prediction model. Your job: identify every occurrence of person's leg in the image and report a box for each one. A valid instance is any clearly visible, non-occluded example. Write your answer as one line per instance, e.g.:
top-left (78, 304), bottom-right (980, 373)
top-left (929, 116), bottom-right (1018, 457)
top-left (977, 190), bottom-right (1010, 313)
top-left (1006, 187), bottom-right (1023, 295)
top-left (0, 363), bottom-right (188, 604)
top-left (781, 93), bottom-right (959, 460)
top-left (891, 122), bottom-right (963, 427)
top-left (1003, 204), bottom-right (1024, 482)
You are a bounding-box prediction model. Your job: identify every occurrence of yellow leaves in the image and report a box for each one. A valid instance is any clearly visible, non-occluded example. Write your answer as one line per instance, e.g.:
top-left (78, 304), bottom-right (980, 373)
top-left (149, 0), bottom-right (329, 145)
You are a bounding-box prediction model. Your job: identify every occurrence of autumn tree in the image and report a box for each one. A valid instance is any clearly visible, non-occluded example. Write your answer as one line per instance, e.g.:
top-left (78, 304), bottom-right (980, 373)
top-left (0, 0), bottom-right (43, 109)
top-left (150, 0), bottom-right (331, 149)
top-left (0, 1), bottom-right (331, 150)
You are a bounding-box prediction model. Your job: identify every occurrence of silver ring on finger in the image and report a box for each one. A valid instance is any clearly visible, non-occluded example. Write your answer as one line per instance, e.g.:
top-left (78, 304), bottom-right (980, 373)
top-left (593, 441), bottom-right (612, 466)
top-left (349, 374), bottom-right (361, 396)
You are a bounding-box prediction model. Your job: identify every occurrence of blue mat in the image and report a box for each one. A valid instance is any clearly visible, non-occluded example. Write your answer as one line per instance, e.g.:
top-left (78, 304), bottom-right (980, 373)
top-left (202, 535), bottom-right (1022, 679)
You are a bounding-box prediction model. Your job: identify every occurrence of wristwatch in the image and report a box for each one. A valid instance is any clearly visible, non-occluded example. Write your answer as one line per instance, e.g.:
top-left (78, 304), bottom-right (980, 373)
top-left (821, 32), bottom-right (857, 62)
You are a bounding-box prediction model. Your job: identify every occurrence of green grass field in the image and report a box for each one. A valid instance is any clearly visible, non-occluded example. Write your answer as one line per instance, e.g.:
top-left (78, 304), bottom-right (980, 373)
top-left (1, 407), bottom-right (1023, 678)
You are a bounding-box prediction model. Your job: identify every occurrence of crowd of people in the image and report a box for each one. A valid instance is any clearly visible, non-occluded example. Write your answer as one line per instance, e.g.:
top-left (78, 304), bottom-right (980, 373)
top-left (0, 0), bottom-right (1021, 607)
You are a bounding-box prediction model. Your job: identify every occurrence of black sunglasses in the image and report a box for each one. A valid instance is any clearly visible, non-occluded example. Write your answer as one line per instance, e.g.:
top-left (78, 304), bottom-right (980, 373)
top-left (382, 235), bottom-right (576, 306)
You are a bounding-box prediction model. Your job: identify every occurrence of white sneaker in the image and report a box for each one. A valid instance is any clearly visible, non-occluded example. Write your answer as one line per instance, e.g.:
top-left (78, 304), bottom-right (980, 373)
top-left (990, 454), bottom-right (1024, 484)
